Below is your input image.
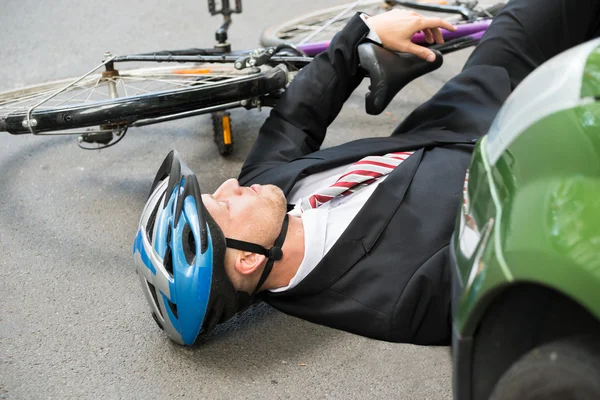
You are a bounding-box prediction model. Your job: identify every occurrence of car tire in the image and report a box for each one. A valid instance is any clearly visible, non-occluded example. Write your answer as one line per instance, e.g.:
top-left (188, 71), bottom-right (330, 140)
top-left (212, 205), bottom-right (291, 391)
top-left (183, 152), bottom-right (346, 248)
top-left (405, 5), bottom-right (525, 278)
top-left (490, 336), bottom-right (600, 400)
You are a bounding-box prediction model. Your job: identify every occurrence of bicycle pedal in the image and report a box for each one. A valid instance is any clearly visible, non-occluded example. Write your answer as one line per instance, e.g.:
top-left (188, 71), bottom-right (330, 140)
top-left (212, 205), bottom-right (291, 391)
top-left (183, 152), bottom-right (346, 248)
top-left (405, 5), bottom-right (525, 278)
top-left (211, 111), bottom-right (233, 156)
top-left (208, 0), bottom-right (242, 16)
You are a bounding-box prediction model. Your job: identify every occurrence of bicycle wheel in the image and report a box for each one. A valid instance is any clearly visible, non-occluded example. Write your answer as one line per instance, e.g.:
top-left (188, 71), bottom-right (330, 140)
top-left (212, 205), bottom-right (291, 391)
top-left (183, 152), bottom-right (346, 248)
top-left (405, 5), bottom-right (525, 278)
top-left (260, 0), bottom-right (458, 48)
top-left (0, 62), bottom-right (288, 135)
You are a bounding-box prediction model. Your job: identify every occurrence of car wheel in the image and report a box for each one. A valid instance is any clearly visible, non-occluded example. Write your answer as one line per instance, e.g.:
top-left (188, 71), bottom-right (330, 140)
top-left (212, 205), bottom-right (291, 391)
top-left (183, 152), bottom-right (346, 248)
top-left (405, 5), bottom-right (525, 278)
top-left (490, 336), bottom-right (600, 400)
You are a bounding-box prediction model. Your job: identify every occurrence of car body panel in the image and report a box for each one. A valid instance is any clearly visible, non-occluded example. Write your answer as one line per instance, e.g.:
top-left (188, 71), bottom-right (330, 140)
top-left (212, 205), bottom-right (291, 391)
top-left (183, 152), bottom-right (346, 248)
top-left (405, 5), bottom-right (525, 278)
top-left (452, 40), bottom-right (600, 400)
top-left (454, 104), bottom-right (600, 336)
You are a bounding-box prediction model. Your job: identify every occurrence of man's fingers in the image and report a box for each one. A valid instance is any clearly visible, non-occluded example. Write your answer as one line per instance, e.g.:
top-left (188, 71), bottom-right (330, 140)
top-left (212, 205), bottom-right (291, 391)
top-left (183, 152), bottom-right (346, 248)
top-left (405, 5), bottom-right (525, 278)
top-left (423, 28), bottom-right (434, 44)
top-left (417, 17), bottom-right (456, 32)
top-left (431, 27), bottom-right (444, 44)
top-left (401, 42), bottom-right (436, 62)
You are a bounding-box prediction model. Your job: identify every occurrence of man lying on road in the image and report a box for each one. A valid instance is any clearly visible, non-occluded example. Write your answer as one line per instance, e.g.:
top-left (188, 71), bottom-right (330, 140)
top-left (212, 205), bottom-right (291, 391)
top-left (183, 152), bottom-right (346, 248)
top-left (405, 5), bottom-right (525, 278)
top-left (133, 0), bottom-right (600, 345)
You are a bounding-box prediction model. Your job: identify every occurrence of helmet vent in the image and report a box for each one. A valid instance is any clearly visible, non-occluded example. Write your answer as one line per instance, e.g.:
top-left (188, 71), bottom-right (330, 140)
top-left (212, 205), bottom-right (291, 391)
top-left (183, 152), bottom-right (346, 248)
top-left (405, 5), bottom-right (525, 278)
top-left (147, 282), bottom-right (163, 319)
top-left (151, 311), bottom-right (164, 331)
top-left (163, 246), bottom-right (174, 278)
top-left (167, 300), bottom-right (178, 319)
top-left (146, 200), bottom-right (160, 243)
top-left (182, 223), bottom-right (197, 265)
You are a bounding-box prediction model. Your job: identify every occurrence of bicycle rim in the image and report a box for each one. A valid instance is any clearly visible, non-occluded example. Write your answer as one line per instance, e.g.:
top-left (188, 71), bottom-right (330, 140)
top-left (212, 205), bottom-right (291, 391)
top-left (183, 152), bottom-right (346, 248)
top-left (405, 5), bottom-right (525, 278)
top-left (0, 63), bottom-right (277, 135)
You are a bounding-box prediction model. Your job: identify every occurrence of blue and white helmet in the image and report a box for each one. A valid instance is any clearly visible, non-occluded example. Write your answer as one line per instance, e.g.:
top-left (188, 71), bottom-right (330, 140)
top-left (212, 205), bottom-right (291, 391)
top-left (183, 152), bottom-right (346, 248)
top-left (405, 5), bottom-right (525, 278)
top-left (132, 151), bottom-right (243, 345)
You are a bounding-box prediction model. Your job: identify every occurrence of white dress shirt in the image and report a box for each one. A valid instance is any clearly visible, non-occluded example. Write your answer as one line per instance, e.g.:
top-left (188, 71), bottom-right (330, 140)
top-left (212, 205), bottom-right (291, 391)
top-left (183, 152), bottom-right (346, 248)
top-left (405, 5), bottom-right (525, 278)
top-left (269, 164), bottom-right (389, 292)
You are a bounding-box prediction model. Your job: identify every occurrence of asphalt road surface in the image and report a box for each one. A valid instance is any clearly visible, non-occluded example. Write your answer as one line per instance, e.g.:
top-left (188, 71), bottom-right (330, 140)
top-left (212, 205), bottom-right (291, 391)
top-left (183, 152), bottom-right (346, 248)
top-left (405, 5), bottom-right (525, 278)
top-left (0, 1), bottom-right (496, 398)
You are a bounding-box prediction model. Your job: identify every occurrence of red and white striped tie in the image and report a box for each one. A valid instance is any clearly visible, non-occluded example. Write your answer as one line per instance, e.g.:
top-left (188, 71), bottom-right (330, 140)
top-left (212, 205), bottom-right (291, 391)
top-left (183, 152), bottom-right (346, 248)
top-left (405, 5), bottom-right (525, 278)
top-left (300, 151), bottom-right (415, 211)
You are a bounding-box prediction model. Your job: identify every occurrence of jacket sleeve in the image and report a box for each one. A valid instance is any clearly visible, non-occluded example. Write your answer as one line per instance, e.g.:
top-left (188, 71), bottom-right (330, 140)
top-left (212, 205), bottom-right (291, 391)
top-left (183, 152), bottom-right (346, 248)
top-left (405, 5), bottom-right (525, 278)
top-left (238, 13), bottom-right (370, 184)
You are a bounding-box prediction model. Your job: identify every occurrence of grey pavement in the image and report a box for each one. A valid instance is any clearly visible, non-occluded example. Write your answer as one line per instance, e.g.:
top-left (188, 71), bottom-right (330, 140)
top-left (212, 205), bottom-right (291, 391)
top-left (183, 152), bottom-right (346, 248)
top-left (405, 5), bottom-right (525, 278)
top-left (0, 1), bottom-right (493, 398)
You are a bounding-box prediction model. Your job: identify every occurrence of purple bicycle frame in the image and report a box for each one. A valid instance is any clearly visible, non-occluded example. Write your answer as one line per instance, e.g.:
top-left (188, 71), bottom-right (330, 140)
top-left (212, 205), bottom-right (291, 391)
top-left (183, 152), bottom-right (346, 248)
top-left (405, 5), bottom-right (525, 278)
top-left (295, 19), bottom-right (491, 57)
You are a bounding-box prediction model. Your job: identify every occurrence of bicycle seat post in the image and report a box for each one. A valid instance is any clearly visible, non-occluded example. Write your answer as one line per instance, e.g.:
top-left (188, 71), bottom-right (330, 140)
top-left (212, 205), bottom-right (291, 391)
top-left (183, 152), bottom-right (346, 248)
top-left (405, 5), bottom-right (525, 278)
top-left (208, 0), bottom-right (243, 52)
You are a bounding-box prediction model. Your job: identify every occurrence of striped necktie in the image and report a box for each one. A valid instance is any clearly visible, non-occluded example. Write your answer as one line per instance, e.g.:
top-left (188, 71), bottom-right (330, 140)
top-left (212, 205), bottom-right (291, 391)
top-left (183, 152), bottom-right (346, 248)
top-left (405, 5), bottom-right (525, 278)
top-left (299, 151), bottom-right (415, 212)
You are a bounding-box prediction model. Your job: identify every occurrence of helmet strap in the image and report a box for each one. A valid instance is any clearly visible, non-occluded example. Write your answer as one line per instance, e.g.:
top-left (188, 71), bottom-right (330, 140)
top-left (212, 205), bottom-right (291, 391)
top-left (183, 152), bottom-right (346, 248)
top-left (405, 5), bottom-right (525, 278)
top-left (225, 214), bottom-right (289, 295)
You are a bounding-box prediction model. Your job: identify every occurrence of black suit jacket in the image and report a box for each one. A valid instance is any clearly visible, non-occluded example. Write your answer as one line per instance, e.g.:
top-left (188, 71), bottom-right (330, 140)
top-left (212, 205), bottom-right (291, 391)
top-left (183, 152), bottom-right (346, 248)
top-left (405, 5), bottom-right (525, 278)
top-left (238, 14), bottom-right (512, 344)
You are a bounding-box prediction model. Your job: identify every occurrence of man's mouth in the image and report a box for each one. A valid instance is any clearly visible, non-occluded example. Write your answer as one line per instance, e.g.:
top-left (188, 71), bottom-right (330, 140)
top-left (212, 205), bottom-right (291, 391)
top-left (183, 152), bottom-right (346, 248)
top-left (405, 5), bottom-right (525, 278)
top-left (251, 184), bottom-right (261, 194)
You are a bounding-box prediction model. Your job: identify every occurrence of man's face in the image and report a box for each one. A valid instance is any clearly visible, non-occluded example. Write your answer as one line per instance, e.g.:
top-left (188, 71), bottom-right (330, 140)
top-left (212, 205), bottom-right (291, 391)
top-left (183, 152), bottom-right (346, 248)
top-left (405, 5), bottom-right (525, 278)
top-left (201, 179), bottom-right (287, 246)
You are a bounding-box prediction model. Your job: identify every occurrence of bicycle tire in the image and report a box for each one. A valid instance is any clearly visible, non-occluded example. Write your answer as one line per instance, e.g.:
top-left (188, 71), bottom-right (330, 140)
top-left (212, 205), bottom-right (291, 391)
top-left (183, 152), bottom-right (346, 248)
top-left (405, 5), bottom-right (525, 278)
top-left (0, 63), bottom-right (288, 135)
top-left (259, 0), bottom-right (458, 48)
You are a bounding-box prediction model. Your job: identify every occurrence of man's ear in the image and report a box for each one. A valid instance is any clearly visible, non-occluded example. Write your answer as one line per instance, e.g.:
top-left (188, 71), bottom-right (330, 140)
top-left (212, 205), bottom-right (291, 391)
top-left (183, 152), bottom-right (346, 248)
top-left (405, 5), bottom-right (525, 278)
top-left (234, 251), bottom-right (266, 276)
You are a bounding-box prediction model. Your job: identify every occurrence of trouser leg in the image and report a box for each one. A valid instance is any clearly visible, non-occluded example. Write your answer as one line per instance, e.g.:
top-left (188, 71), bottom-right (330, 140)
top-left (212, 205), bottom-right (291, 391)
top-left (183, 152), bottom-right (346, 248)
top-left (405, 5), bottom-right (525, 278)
top-left (464, 0), bottom-right (600, 89)
top-left (392, 0), bottom-right (600, 137)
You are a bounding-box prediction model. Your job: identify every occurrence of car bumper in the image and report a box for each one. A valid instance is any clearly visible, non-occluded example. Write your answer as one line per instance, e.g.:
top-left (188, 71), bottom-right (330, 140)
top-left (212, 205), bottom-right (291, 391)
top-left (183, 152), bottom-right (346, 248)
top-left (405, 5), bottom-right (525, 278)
top-left (450, 233), bottom-right (473, 400)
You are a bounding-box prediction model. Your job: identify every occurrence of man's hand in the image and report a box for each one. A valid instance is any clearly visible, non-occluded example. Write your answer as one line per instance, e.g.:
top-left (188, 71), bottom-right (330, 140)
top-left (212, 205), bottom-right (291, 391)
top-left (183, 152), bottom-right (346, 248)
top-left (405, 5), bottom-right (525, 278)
top-left (366, 9), bottom-right (457, 62)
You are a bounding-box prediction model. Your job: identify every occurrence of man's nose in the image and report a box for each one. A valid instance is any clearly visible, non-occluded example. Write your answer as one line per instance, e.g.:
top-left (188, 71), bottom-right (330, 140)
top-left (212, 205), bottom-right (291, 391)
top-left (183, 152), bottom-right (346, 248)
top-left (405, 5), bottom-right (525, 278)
top-left (216, 178), bottom-right (242, 197)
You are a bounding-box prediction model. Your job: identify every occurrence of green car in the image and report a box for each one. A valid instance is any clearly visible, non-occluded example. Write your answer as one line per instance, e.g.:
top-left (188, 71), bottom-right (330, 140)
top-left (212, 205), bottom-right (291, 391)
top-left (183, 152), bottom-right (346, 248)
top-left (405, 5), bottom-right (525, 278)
top-left (451, 39), bottom-right (600, 400)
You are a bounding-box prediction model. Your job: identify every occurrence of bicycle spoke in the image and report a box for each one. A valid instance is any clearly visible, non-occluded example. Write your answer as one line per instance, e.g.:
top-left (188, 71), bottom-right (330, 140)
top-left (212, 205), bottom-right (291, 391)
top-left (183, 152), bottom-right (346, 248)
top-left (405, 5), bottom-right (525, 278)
top-left (54, 82), bottom-right (106, 107)
top-left (83, 77), bottom-right (103, 103)
top-left (134, 77), bottom-right (161, 95)
top-left (0, 86), bottom-right (65, 106)
top-left (121, 76), bottom-right (198, 89)
top-left (294, 24), bottom-right (346, 33)
top-left (120, 78), bottom-right (129, 97)
top-left (298, 0), bottom-right (363, 44)
top-left (120, 80), bottom-right (156, 95)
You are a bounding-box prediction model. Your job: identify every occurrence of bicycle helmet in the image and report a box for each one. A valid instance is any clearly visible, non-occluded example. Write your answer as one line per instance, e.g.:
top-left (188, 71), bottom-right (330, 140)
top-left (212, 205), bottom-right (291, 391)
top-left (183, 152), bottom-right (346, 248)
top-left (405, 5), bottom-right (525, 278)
top-left (133, 150), bottom-right (289, 345)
